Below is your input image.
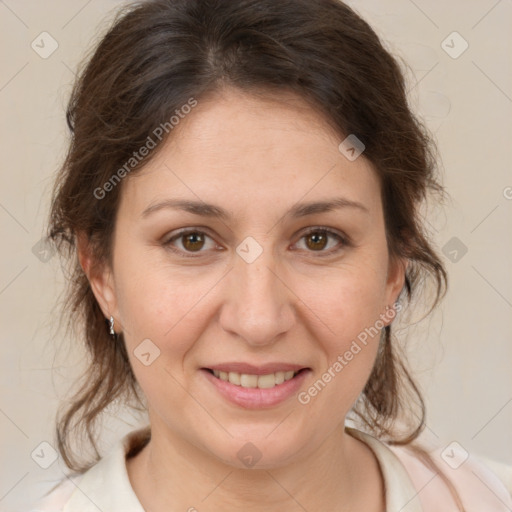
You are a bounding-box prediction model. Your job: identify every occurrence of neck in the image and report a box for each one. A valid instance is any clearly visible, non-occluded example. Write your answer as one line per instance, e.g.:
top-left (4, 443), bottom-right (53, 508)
top-left (127, 423), bottom-right (385, 512)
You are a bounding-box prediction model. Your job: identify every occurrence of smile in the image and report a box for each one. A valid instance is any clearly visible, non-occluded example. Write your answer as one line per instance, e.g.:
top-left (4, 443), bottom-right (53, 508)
top-left (201, 367), bottom-right (311, 409)
top-left (209, 369), bottom-right (301, 389)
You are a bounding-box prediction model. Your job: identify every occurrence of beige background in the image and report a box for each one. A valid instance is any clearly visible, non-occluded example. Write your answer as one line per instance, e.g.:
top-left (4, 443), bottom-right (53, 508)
top-left (1, 0), bottom-right (511, 509)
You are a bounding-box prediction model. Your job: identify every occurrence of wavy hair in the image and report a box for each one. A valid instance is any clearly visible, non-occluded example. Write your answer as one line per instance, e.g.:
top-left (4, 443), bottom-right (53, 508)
top-left (47, 0), bottom-right (463, 508)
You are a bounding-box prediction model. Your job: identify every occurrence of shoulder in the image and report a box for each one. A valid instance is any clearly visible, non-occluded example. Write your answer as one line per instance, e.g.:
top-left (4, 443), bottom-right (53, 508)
top-left (25, 476), bottom-right (83, 512)
top-left (388, 440), bottom-right (512, 511)
top-left (26, 426), bottom-right (150, 512)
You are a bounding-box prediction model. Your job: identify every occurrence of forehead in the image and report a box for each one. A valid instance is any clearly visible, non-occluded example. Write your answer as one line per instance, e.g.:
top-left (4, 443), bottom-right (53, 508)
top-left (119, 88), bottom-right (382, 220)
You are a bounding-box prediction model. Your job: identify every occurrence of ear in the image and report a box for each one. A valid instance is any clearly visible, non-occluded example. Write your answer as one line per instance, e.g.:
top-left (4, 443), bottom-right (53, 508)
top-left (382, 254), bottom-right (408, 324)
top-left (77, 232), bottom-right (121, 332)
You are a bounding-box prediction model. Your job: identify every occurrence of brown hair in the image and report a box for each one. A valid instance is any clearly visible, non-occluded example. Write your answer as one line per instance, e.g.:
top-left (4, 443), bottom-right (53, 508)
top-left (48, 0), bottom-right (462, 507)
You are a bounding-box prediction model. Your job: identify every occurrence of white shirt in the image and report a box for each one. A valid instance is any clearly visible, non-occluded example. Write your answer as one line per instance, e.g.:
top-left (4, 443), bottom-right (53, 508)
top-left (29, 426), bottom-right (512, 511)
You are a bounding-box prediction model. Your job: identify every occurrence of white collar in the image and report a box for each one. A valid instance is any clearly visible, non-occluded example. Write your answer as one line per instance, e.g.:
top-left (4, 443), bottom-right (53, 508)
top-left (63, 428), bottom-right (148, 512)
top-left (62, 426), bottom-right (423, 511)
top-left (347, 427), bottom-right (423, 511)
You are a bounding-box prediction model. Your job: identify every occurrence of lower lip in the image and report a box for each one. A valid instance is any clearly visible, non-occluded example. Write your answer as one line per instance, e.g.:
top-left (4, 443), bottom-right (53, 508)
top-left (201, 368), bottom-right (310, 409)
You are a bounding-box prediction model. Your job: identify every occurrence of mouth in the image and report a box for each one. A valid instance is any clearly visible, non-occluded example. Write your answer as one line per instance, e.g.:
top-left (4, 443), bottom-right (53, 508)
top-left (203, 367), bottom-right (308, 389)
top-left (200, 364), bottom-right (311, 409)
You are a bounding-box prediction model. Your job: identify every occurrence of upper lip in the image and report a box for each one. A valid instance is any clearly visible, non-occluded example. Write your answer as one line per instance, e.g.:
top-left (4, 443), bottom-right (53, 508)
top-left (204, 362), bottom-right (309, 375)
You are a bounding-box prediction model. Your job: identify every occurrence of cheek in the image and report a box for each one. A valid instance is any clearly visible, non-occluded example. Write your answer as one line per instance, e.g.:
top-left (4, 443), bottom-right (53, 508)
top-left (115, 229), bottom-right (389, 363)
top-left (294, 258), bottom-right (389, 340)
top-left (292, 258), bottom-right (389, 400)
top-left (114, 253), bottom-right (219, 356)
top-left (115, 243), bottom-right (389, 347)
top-left (115, 265), bottom-right (212, 409)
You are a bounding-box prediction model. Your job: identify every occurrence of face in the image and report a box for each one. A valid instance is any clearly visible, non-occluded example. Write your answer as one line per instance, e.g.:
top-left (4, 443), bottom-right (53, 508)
top-left (86, 87), bottom-right (405, 469)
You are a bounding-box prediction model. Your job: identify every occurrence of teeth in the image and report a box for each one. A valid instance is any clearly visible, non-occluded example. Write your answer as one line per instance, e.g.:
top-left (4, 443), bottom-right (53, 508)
top-left (240, 374), bottom-right (258, 388)
top-left (228, 371), bottom-right (240, 385)
top-left (211, 369), bottom-right (299, 388)
top-left (256, 373), bottom-right (275, 389)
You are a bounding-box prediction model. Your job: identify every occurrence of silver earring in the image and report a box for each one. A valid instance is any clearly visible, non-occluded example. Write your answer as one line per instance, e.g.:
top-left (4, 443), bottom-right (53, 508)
top-left (109, 316), bottom-right (115, 336)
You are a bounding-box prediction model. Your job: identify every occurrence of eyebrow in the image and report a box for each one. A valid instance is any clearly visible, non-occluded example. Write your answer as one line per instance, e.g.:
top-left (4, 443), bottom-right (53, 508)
top-left (141, 197), bottom-right (369, 220)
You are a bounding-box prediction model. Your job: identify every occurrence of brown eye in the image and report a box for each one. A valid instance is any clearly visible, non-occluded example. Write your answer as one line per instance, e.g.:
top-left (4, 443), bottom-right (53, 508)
top-left (305, 231), bottom-right (328, 251)
top-left (181, 232), bottom-right (205, 252)
top-left (295, 228), bottom-right (348, 255)
top-left (164, 227), bottom-right (349, 259)
top-left (163, 229), bottom-right (218, 257)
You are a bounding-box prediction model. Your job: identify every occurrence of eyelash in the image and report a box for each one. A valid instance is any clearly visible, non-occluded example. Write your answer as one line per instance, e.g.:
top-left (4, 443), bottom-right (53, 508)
top-left (162, 226), bottom-right (350, 259)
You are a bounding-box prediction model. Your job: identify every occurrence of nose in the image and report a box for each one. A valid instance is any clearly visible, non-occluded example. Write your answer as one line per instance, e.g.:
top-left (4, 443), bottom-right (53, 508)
top-left (218, 240), bottom-right (295, 347)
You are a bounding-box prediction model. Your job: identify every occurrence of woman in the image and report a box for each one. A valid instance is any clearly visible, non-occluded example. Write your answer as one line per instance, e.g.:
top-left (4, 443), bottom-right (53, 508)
top-left (31, 0), bottom-right (511, 510)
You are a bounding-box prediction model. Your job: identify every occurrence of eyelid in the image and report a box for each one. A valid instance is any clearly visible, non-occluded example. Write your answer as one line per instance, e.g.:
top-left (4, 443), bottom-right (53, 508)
top-left (162, 225), bottom-right (351, 258)
top-left (291, 226), bottom-right (351, 255)
top-left (162, 227), bottom-right (222, 258)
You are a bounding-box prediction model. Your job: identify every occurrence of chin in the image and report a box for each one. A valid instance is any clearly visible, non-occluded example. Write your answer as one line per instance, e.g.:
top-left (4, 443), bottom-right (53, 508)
top-left (202, 430), bottom-right (307, 470)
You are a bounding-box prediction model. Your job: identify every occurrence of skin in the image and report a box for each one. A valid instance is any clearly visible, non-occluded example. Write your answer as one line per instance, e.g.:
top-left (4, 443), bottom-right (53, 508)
top-left (80, 87), bottom-right (407, 511)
